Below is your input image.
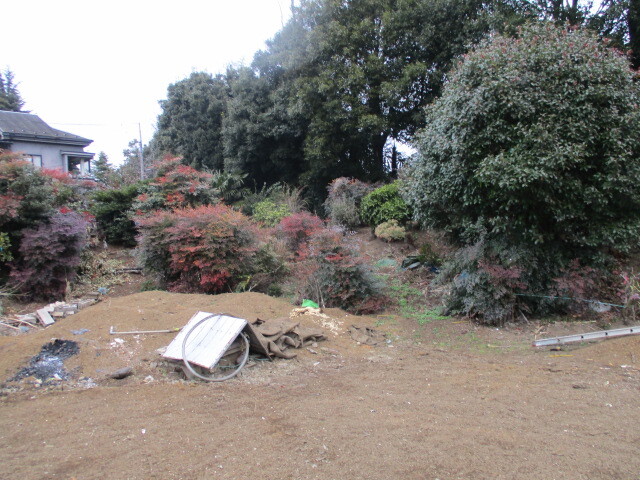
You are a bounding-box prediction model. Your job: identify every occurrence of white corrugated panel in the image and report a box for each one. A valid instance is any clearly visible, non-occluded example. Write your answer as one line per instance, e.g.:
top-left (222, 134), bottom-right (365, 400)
top-left (163, 312), bottom-right (247, 369)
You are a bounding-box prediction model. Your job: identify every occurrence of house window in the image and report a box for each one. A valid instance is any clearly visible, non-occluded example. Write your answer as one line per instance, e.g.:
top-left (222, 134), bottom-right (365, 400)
top-left (25, 155), bottom-right (42, 168)
top-left (68, 157), bottom-right (91, 176)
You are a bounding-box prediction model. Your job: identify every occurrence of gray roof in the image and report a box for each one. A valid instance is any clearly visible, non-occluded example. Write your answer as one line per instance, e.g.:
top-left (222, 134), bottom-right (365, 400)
top-left (0, 111), bottom-right (92, 146)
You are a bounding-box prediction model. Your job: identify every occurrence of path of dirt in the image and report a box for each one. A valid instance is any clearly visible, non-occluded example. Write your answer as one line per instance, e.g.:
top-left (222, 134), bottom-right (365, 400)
top-left (0, 291), bottom-right (639, 479)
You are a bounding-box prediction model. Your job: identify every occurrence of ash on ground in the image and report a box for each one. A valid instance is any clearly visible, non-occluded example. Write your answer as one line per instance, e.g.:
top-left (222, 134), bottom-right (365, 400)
top-left (10, 339), bottom-right (79, 383)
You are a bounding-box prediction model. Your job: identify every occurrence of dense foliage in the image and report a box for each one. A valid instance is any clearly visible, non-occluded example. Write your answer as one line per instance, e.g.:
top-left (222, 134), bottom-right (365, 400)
top-left (9, 211), bottom-right (88, 300)
top-left (324, 177), bottom-right (375, 228)
top-left (404, 24), bottom-right (640, 323)
top-left (135, 205), bottom-right (260, 293)
top-left (152, 72), bottom-right (229, 171)
top-left (360, 181), bottom-right (411, 227)
top-left (295, 226), bottom-right (385, 313)
top-left (150, 0), bottom-right (519, 206)
top-left (91, 183), bottom-right (143, 247)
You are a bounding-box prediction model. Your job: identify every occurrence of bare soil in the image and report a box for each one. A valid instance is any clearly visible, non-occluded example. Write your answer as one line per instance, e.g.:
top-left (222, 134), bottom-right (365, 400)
top-left (0, 289), bottom-right (639, 480)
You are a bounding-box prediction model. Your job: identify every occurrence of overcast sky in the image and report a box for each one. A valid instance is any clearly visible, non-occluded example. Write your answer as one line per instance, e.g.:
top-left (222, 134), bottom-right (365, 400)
top-left (4, 0), bottom-right (292, 165)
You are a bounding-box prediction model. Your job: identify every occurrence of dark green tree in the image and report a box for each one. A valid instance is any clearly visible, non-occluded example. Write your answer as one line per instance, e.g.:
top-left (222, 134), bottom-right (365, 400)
top-left (222, 65), bottom-right (306, 189)
top-left (90, 183), bottom-right (142, 247)
top-left (151, 72), bottom-right (229, 171)
top-left (512, 0), bottom-right (634, 57)
top-left (289, 0), bottom-right (503, 196)
top-left (0, 69), bottom-right (26, 112)
top-left (222, 17), bottom-right (316, 199)
top-left (92, 151), bottom-right (115, 185)
top-left (403, 23), bottom-right (640, 323)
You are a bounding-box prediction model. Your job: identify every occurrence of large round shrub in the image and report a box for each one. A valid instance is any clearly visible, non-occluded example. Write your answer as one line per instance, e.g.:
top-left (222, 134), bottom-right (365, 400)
top-left (360, 181), bottom-right (411, 227)
top-left (403, 24), bottom-right (640, 323)
top-left (135, 205), bottom-right (260, 294)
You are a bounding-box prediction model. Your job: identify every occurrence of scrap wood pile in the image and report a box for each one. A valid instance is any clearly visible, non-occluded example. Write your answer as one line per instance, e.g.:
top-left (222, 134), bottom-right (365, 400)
top-left (246, 316), bottom-right (327, 359)
top-left (0, 293), bottom-right (101, 331)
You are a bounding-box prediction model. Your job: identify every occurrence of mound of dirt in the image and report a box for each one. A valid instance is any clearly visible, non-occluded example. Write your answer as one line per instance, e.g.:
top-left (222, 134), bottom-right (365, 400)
top-left (0, 291), bottom-right (385, 388)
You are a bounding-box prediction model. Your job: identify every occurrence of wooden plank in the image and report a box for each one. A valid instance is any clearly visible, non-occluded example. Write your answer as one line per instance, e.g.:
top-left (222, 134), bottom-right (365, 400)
top-left (163, 312), bottom-right (247, 369)
top-left (35, 308), bottom-right (55, 327)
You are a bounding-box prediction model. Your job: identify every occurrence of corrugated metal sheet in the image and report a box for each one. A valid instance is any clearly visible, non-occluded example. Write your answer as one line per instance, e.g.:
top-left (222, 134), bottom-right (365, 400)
top-left (163, 312), bottom-right (247, 369)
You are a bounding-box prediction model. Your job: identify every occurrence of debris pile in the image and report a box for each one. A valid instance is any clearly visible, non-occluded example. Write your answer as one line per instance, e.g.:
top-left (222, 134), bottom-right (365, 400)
top-left (1, 293), bottom-right (101, 331)
top-left (289, 307), bottom-right (345, 336)
top-left (348, 325), bottom-right (387, 346)
top-left (247, 317), bottom-right (327, 359)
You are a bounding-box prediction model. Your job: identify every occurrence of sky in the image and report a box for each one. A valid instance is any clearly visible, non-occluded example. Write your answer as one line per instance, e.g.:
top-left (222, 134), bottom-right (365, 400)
top-left (4, 0), bottom-right (292, 165)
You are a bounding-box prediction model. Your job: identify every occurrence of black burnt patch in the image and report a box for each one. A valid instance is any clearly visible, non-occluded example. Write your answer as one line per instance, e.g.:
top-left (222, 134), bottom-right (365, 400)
top-left (10, 339), bottom-right (79, 383)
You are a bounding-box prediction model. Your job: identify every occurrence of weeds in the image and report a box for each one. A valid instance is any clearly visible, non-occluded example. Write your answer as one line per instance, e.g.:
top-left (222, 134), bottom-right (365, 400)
top-left (388, 278), bottom-right (450, 325)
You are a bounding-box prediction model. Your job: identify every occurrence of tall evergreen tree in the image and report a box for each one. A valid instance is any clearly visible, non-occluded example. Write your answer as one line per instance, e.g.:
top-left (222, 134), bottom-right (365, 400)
top-left (115, 139), bottom-right (147, 186)
top-left (289, 0), bottom-right (502, 197)
top-left (222, 65), bottom-right (307, 189)
top-left (0, 68), bottom-right (26, 112)
top-left (92, 151), bottom-right (114, 185)
top-left (151, 72), bottom-right (229, 171)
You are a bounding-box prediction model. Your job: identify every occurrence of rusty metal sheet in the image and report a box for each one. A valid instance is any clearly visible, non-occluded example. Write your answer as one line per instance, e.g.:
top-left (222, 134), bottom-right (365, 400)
top-left (163, 312), bottom-right (247, 369)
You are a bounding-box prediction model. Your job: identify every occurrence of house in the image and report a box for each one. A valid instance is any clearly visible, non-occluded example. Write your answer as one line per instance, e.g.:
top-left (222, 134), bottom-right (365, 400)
top-left (0, 111), bottom-right (94, 175)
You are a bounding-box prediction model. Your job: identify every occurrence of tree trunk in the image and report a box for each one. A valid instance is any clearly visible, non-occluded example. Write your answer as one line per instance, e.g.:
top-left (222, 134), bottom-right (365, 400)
top-left (630, 0), bottom-right (640, 69)
top-left (390, 144), bottom-right (398, 179)
top-left (371, 133), bottom-right (388, 181)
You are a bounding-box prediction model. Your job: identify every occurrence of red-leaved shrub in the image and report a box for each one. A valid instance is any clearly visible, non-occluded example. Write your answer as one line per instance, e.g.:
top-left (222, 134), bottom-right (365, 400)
top-left (9, 211), bottom-right (88, 300)
top-left (136, 205), bottom-right (259, 293)
top-left (277, 211), bottom-right (325, 256)
top-left (294, 226), bottom-right (385, 313)
top-left (134, 155), bottom-right (220, 214)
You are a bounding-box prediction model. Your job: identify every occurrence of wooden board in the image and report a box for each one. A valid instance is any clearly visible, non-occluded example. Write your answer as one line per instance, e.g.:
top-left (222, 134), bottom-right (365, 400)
top-left (163, 312), bottom-right (247, 369)
top-left (35, 308), bottom-right (55, 327)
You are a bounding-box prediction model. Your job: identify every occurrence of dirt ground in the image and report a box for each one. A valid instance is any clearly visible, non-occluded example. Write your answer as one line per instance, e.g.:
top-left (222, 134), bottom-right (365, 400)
top-left (0, 289), bottom-right (639, 480)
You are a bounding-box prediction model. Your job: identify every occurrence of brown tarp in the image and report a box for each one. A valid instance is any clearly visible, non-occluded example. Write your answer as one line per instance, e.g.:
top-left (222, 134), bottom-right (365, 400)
top-left (244, 317), bottom-right (327, 359)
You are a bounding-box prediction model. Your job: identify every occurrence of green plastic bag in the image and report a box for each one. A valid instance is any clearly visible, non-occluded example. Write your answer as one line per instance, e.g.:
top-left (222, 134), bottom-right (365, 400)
top-left (301, 299), bottom-right (319, 308)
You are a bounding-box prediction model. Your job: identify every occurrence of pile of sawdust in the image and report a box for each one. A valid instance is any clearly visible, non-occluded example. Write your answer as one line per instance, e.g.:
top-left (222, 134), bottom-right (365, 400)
top-left (0, 291), bottom-right (383, 388)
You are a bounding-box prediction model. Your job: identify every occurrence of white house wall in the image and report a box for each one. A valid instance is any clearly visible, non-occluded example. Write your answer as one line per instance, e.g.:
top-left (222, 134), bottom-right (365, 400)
top-left (9, 141), bottom-right (86, 170)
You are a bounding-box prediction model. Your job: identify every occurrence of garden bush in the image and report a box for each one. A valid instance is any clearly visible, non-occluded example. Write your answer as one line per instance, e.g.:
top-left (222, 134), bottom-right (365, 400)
top-left (135, 204), bottom-right (260, 293)
top-left (252, 200), bottom-right (292, 226)
top-left (324, 177), bottom-right (374, 228)
top-left (238, 183), bottom-right (304, 216)
top-left (9, 211), bottom-right (88, 300)
top-left (277, 211), bottom-right (325, 254)
top-left (133, 155), bottom-right (222, 214)
top-left (403, 24), bottom-right (640, 324)
top-left (295, 226), bottom-right (385, 314)
top-left (360, 181), bottom-right (411, 228)
top-left (241, 239), bottom-right (289, 294)
top-left (0, 152), bottom-right (56, 232)
top-left (374, 220), bottom-right (406, 242)
top-left (91, 183), bottom-right (143, 247)
top-left (0, 152), bottom-right (94, 298)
